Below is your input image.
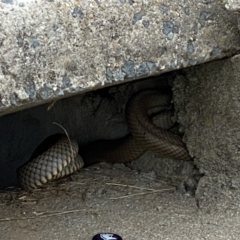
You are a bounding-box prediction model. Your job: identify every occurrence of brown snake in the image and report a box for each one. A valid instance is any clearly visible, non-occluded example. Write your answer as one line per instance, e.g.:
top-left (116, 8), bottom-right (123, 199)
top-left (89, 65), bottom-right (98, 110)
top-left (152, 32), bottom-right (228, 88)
top-left (18, 90), bottom-right (191, 190)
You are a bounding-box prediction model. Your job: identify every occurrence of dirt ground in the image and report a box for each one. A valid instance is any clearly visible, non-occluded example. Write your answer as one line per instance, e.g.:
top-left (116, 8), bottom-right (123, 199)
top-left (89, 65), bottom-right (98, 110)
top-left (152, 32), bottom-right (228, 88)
top-left (0, 163), bottom-right (240, 240)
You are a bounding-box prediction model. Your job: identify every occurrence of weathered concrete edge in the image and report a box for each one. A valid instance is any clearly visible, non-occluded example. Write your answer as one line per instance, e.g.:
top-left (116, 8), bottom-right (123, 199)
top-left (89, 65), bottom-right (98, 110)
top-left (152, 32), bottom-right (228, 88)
top-left (225, 0), bottom-right (240, 12)
top-left (0, 0), bottom-right (240, 116)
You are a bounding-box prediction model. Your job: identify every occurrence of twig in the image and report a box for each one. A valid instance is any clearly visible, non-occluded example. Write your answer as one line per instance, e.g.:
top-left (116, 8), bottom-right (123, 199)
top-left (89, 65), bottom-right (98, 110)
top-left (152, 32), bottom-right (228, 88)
top-left (33, 209), bottom-right (85, 217)
top-left (53, 122), bottom-right (74, 159)
top-left (106, 182), bottom-right (165, 191)
top-left (0, 209), bottom-right (86, 222)
top-left (106, 188), bottom-right (174, 200)
top-left (47, 100), bottom-right (57, 111)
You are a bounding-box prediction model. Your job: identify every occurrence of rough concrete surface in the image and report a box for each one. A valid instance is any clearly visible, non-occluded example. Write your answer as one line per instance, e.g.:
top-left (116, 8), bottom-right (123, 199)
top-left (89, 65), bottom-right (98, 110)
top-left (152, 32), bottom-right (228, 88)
top-left (173, 56), bottom-right (240, 212)
top-left (0, 0), bottom-right (240, 116)
top-left (1, 163), bottom-right (240, 240)
top-left (225, 0), bottom-right (240, 12)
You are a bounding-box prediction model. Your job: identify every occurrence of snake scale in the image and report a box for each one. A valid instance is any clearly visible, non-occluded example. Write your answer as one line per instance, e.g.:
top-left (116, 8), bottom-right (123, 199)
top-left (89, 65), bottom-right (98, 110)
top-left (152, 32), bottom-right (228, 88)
top-left (18, 90), bottom-right (191, 190)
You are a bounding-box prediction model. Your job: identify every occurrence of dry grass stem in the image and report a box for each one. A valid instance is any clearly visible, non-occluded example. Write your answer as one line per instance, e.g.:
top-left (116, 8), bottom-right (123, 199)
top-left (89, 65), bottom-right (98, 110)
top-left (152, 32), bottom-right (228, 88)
top-left (47, 100), bottom-right (57, 111)
top-left (106, 182), bottom-right (166, 191)
top-left (0, 209), bottom-right (87, 222)
top-left (107, 188), bottom-right (175, 200)
top-left (53, 122), bottom-right (75, 160)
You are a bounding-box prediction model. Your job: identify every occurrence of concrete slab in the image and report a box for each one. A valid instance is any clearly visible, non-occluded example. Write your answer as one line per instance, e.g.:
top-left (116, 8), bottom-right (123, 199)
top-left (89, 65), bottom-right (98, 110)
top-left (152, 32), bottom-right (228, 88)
top-left (0, 0), bottom-right (240, 116)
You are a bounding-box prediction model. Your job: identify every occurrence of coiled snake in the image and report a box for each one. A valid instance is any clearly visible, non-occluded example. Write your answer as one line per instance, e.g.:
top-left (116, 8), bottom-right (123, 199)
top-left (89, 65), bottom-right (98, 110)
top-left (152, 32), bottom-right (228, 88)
top-left (18, 90), bottom-right (191, 190)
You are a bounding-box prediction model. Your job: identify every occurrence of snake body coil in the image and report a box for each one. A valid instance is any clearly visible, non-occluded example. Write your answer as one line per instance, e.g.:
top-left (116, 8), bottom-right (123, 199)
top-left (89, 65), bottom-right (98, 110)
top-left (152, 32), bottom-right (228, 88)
top-left (18, 137), bottom-right (84, 190)
top-left (82, 90), bottom-right (191, 164)
top-left (18, 90), bottom-right (191, 190)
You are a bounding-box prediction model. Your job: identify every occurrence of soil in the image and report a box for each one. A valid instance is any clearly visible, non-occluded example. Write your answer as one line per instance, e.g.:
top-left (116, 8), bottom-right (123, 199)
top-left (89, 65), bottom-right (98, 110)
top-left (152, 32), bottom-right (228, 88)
top-left (0, 163), bottom-right (239, 240)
